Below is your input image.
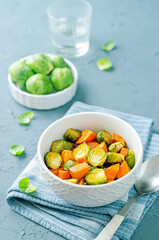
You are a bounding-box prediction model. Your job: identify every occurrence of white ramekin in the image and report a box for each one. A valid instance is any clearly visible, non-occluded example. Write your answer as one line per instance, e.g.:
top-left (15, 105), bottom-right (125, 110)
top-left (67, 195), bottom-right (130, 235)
top-left (8, 54), bottom-right (78, 110)
top-left (38, 112), bottom-right (143, 207)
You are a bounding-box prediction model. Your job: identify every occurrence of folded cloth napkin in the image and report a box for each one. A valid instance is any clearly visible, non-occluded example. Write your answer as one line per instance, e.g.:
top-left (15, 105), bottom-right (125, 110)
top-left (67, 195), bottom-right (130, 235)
top-left (6, 101), bottom-right (159, 240)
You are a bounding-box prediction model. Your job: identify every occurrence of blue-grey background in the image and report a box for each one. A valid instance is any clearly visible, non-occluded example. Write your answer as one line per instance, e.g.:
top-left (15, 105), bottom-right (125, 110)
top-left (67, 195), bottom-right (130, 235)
top-left (1, 0), bottom-right (159, 239)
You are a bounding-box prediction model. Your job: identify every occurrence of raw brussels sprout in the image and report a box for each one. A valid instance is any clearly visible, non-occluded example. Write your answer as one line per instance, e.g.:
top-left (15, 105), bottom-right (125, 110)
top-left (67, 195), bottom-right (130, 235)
top-left (26, 53), bottom-right (53, 74)
top-left (73, 142), bottom-right (91, 160)
top-left (85, 169), bottom-right (107, 185)
top-left (26, 73), bottom-right (53, 95)
top-left (9, 61), bottom-right (34, 90)
top-left (49, 55), bottom-right (68, 68)
top-left (64, 128), bottom-right (82, 142)
top-left (50, 140), bottom-right (73, 153)
top-left (65, 178), bottom-right (78, 184)
top-left (88, 147), bottom-right (107, 167)
top-left (45, 152), bottom-right (62, 169)
top-left (107, 152), bottom-right (124, 163)
top-left (108, 142), bottom-right (125, 153)
top-left (63, 160), bottom-right (78, 170)
top-left (51, 67), bottom-right (74, 91)
top-left (126, 150), bottom-right (135, 169)
top-left (97, 130), bottom-right (111, 146)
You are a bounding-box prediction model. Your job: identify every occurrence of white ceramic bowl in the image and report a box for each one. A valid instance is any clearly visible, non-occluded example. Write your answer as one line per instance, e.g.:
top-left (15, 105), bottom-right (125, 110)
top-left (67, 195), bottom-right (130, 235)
top-left (38, 112), bottom-right (143, 207)
top-left (8, 54), bottom-right (78, 110)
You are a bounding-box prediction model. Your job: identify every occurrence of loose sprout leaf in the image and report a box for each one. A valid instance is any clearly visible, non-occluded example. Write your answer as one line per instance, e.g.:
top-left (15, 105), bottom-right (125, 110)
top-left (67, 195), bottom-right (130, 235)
top-left (19, 177), bottom-right (37, 193)
top-left (97, 58), bottom-right (113, 71)
top-left (101, 40), bottom-right (116, 51)
top-left (17, 112), bottom-right (34, 125)
top-left (9, 144), bottom-right (25, 156)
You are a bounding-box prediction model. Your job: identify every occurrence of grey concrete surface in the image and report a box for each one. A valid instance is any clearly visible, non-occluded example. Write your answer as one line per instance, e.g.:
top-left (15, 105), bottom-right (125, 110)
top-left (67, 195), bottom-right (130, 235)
top-left (1, 0), bottom-right (159, 239)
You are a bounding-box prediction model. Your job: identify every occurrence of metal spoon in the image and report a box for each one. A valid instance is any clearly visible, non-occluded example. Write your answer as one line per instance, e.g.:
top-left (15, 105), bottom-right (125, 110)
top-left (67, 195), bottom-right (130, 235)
top-left (95, 155), bottom-right (159, 240)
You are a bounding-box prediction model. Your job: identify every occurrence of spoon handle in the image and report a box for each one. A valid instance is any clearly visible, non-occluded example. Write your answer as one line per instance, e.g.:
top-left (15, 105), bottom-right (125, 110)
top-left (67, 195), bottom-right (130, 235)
top-left (94, 193), bottom-right (141, 240)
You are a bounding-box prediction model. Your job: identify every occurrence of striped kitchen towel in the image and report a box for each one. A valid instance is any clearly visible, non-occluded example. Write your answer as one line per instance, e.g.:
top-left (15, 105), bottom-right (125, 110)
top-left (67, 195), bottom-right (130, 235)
top-left (6, 101), bottom-right (159, 240)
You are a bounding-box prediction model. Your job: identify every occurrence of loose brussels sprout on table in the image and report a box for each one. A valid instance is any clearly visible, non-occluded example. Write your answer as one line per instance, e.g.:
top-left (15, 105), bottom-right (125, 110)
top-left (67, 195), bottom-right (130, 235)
top-left (9, 53), bottom-right (74, 95)
top-left (45, 128), bottom-right (135, 185)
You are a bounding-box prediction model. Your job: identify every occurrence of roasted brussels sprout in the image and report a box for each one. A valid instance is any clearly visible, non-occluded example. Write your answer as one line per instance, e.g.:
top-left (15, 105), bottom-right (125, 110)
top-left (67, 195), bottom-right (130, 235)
top-left (9, 61), bottom-right (34, 90)
top-left (108, 142), bottom-right (125, 153)
top-left (65, 178), bottom-right (78, 184)
top-left (45, 152), bottom-right (62, 169)
top-left (88, 147), bottom-right (107, 167)
top-left (64, 128), bottom-right (82, 142)
top-left (85, 169), bottom-right (107, 185)
top-left (73, 142), bottom-right (91, 160)
top-left (50, 140), bottom-right (73, 153)
top-left (126, 150), bottom-right (135, 169)
top-left (51, 67), bottom-right (74, 91)
top-left (97, 130), bottom-right (111, 146)
top-left (26, 53), bottom-right (53, 75)
top-left (63, 160), bottom-right (78, 170)
top-left (89, 165), bottom-right (96, 171)
top-left (26, 73), bottom-right (53, 95)
top-left (107, 152), bottom-right (124, 163)
top-left (49, 55), bottom-right (68, 68)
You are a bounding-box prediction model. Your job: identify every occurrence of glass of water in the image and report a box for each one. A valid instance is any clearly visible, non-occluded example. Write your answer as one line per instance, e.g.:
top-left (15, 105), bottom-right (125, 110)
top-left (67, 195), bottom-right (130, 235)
top-left (47, 0), bottom-right (92, 58)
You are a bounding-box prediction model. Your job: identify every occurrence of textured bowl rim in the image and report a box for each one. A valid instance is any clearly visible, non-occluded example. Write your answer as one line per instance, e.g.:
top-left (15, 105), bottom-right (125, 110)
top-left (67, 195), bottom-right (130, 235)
top-left (38, 112), bottom-right (143, 189)
top-left (8, 53), bottom-right (78, 99)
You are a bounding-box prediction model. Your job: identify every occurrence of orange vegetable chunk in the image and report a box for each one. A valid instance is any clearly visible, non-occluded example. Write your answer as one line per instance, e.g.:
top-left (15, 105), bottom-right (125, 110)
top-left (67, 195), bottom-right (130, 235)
top-left (98, 142), bottom-right (108, 152)
top-left (50, 167), bottom-right (64, 176)
top-left (77, 158), bottom-right (88, 164)
top-left (104, 163), bottom-right (120, 181)
top-left (76, 129), bottom-right (96, 144)
top-left (78, 178), bottom-right (85, 185)
top-left (61, 150), bottom-right (74, 163)
top-left (58, 170), bottom-right (70, 179)
top-left (70, 162), bottom-right (90, 180)
top-left (87, 141), bottom-right (99, 149)
top-left (116, 161), bottom-right (130, 179)
top-left (111, 133), bottom-right (126, 145)
top-left (120, 148), bottom-right (128, 157)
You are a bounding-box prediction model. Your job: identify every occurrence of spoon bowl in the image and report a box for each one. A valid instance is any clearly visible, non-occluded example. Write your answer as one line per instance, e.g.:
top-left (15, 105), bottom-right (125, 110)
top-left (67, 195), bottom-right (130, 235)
top-left (135, 155), bottom-right (159, 194)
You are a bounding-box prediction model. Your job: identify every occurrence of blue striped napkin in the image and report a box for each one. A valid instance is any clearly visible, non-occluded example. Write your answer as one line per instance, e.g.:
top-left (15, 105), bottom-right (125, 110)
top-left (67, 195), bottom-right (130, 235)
top-left (6, 101), bottom-right (159, 240)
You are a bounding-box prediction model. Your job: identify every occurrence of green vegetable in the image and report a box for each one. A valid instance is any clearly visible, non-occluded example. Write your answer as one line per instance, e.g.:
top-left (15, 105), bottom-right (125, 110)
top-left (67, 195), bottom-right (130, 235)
top-left (64, 128), bottom-right (82, 142)
top-left (45, 152), bottom-right (62, 169)
top-left (9, 61), bottom-right (34, 90)
top-left (73, 142), bottom-right (91, 160)
top-left (26, 53), bottom-right (53, 75)
top-left (101, 40), bottom-right (116, 51)
top-left (88, 147), bottom-right (107, 167)
top-left (85, 169), bottom-right (107, 185)
top-left (126, 150), bottom-right (135, 169)
top-left (97, 130), bottom-right (111, 146)
top-left (65, 178), bottom-right (78, 184)
top-left (108, 142), bottom-right (125, 153)
top-left (26, 73), bottom-right (53, 95)
top-left (89, 165), bottom-right (96, 171)
top-left (63, 160), bottom-right (77, 170)
top-left (51, 67), bottom-right (74, 91)
top-left (107, 152), bottom-right (124, 163)
top-left (50, 140), bottom-right (73, 153)
top-left (19, 177), bottom-right (37, 193)
top-left (17, 112), bottom-right (34, 125)
top-left (49, 55), bottom-right (68, 68)
top-left (9, 144), bottom-right (25, 156)
top-left (97, 58), bottom-right (113, 71)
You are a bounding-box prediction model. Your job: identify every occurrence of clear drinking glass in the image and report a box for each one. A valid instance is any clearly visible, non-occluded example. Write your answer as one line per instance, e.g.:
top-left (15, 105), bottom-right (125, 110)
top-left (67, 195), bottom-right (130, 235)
top-left (47, 0), bottom-right (92, 58)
